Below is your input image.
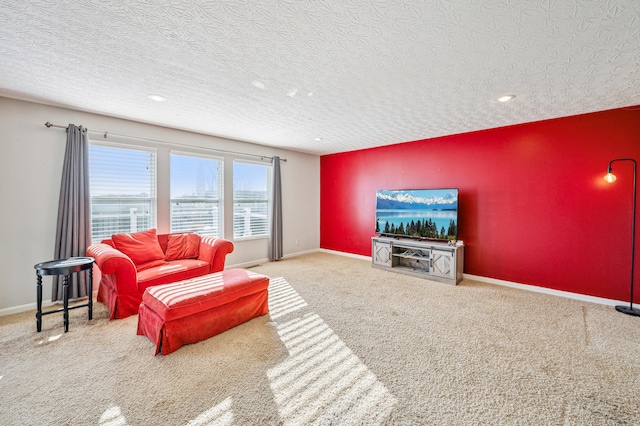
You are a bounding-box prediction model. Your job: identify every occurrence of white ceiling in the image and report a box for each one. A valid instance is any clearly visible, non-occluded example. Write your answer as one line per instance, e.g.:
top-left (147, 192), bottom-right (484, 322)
top-left (1, 1), bottom-right (639, 156)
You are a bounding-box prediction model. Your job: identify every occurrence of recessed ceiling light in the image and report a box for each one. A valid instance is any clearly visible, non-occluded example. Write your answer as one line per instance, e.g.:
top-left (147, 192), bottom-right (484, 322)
top-left (251, 81), bottom-right (265, 89)
top-left (314, 137), bottom-right (323, 141)
top-left (497, 95), bottom-right (515, 103)
top-left (147, 94), bottom-right (167, 102)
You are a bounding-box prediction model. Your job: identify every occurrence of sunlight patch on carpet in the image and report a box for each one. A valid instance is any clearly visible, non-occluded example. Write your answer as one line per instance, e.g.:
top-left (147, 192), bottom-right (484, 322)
top-left (37, 333), bottom-right (63, 345)
top-left (267, 277), bottom-right (397, 424)
top-left (99, 405), bottom-right (127, 426)
top-left (187, 397), bottom-right (234, 426)
top-left (268, 277), bottom-right (308, 319)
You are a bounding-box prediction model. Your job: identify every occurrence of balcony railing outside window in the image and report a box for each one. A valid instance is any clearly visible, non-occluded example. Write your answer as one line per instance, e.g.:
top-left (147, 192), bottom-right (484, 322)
top-left (171, 198), bottom-right (220, 236)
top-left (90, 198), bottom-right (154, 243)
top-left (233, 198), bottom-right (268, 238)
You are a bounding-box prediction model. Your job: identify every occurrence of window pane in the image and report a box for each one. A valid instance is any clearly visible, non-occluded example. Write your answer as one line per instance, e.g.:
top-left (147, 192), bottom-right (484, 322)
top-left (89, 144), bottom-right (156, 243)
top-left (233, 161), bottom-right (270, 239)
top-left (170, 153), bottom-right (223, 237)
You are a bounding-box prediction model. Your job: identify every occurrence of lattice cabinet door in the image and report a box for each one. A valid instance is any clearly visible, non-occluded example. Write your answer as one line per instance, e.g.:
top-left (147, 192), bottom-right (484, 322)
top-left (372, 240), bottom-right (392, 267)
top-left (430, 249), bottom-right (455, 280)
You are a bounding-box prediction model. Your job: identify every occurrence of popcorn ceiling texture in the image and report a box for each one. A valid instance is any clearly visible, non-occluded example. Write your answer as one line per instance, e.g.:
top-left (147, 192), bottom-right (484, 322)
top-left (0, 1), bottom-right (638, 155)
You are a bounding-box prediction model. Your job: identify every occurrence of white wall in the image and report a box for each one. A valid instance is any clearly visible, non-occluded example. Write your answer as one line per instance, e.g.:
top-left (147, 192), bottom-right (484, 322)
top-left (0, 96), bottom-right (320, 313)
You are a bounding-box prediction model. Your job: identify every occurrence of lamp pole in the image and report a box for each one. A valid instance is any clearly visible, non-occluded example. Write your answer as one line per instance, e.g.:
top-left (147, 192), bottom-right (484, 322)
top-left (605, 158), bottom-right (639, 316)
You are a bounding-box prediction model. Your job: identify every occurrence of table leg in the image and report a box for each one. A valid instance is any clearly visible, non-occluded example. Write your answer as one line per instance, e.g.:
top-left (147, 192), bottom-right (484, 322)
top-left (63, 274), bottom-right (69, 333)
top-left (87, 267), bottom-right (93, 320)
top-left (36, 273), bottom-right (43, 332)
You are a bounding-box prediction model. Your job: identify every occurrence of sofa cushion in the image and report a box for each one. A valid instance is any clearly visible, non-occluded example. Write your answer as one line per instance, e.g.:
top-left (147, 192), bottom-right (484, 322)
top-left (165, 233), bottom-right (200, 261)
top-left (136, 259), bottom-right (170, 272)
top-left (137, 259), bottom-right (210, 288)
top-left (111, 228), bottom-right (165, 266)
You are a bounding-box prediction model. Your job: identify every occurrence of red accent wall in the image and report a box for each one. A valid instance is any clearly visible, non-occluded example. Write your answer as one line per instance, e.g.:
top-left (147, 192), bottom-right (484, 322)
top-left (320, 106), bottom-right (640, 301)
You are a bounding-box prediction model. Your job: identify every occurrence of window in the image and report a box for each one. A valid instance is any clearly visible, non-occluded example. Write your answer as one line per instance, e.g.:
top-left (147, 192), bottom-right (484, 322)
top-left (233, 161), bottom-right (270, 239)
top-left (170, 152), bottom-right (223, 236)
top-left (89, 143), bottom-right (157, 243)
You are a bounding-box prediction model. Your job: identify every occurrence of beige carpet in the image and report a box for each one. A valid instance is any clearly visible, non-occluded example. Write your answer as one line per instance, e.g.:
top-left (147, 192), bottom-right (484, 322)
top-left (1, 252), bottom-right (640, 425)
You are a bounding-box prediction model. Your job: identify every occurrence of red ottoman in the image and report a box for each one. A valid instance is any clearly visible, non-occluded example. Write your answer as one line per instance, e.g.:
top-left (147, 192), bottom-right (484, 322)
top-left (137, 269), bottom-right (270, 355)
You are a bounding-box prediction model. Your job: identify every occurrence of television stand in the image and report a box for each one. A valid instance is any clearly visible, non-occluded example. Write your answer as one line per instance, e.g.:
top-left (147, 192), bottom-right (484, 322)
top-left (371, 236), bottom-right (464, 285)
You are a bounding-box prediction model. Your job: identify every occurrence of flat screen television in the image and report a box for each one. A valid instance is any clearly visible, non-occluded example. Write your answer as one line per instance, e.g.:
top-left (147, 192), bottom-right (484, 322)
top-left (375, 188), bottom-right (458, 242)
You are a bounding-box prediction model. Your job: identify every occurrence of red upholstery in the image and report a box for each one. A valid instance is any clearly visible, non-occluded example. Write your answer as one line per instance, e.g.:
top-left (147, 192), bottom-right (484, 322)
top-left (87, 233), bottom-right (234, 320)
top-left (111, 228), bottom-right (165, 266)
top-left (164, 233), bottom-right (200, 260)
top-left (137, 269), bottom-right (270, 355)
top-left (137, 259), bottom-right (210, 287)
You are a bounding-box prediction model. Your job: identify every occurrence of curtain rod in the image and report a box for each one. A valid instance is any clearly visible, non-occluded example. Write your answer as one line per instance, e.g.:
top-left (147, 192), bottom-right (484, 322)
top-left (44, 122), bottom-right (287, 162)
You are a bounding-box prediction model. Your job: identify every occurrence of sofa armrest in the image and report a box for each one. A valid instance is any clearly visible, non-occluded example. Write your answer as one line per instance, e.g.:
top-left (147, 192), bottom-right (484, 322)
top-left (198, 237), bottom-right (234, 273)
top-left (86, 243), bottom-right (138, 294)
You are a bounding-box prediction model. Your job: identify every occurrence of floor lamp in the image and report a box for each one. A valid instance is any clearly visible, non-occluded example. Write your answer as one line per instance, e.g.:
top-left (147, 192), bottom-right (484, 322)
top-left (604, 158), bottom-right (639, 316)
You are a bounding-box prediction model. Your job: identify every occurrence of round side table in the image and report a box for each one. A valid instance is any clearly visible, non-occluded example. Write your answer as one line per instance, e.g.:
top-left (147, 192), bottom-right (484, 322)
top-left (34, 257), bottom-right (94, 332)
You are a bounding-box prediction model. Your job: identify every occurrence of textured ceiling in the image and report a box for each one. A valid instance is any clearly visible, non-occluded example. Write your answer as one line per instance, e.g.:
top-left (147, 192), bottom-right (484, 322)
top-left (0, 1), bottom-right (639, 155)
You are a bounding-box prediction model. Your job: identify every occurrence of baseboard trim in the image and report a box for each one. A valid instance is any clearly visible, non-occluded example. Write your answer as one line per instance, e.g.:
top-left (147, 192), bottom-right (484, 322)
top-left (226, 258), bottom-right (270, 270)
top-left (318, 248), bottom-right (371, 261)
top-left (284, 248), bottom-right (323, 259)
top-left (226, 249), bottom-right (322, 270)
top-left (0, 291), bottom-right (99, 317)
top-left (0, 301), bottom-right (50, 316)
top-left (463, 273), bottom-right (627, 307)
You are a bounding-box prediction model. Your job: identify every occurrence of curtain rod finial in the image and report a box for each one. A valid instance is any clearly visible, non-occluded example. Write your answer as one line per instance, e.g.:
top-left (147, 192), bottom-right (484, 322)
top-left (45, 122), bottom-right (52, 128)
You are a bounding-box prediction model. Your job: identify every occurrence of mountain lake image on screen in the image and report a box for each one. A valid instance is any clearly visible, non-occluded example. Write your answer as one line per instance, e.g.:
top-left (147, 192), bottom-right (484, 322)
top-left (375, 189), bottom-right (458, 241)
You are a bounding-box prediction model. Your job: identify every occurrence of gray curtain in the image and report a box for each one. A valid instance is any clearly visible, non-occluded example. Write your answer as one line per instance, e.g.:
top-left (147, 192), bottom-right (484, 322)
top-left (269, 156), bottom-right (283, 261)
top-left (52, 124), bottom-right (91, 301)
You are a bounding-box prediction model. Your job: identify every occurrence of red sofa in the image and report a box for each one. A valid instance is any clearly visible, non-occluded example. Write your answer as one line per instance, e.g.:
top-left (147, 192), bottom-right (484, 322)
top-left (87, 229), bottom-right (234, 320)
